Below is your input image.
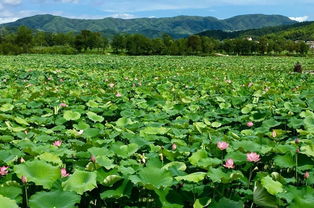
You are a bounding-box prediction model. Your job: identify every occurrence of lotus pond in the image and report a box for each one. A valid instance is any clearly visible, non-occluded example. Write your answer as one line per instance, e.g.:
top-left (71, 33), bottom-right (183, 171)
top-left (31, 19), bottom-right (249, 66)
top-left (0, 55), bottom-right (314, 208)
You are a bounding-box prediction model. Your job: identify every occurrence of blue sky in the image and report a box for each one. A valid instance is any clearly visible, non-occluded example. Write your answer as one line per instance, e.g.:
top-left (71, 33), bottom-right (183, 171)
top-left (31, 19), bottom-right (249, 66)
top-left (0, 0), bottom-right (313, 23)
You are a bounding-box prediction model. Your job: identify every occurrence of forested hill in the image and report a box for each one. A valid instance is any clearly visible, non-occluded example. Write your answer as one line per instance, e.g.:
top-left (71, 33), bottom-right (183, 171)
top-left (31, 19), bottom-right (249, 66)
top-left (1, 14), bottom-right (295, 38)
top-left (197, 21), bottom-right (314, 40)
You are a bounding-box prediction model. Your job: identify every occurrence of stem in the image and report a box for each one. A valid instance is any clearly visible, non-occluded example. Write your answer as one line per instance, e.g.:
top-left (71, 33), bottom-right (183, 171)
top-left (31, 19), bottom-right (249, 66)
top-left (248, 166), bottom-right (254, 188)
top-left (24, 185), bottom-right (29, 208)
top-left (295, 153), bottom-right (298, 185)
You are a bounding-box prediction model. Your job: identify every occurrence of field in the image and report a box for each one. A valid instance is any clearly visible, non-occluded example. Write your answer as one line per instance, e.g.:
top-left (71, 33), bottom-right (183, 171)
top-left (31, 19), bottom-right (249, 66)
top-left (1, 55), bottom-right (314, 208)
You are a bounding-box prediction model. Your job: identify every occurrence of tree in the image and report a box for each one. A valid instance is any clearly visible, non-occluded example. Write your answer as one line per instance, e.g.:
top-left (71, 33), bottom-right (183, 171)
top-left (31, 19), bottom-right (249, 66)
top-left (111, 34), bottom-right (126, 54)
top-left (15, 26), bottom-right (33, 52)
top-left (187, 35), bottom-right (202, 54)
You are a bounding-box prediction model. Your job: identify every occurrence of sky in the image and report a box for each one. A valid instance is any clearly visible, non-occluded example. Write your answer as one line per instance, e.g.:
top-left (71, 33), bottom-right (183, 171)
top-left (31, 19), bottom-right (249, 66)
top-left (0, 0), bottom-right (313, 24)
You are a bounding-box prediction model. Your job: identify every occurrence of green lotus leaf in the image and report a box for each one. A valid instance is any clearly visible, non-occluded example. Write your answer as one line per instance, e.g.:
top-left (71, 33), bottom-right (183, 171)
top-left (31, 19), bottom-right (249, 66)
top-left (82, 128), bottom-right (100, 138)
top-left (261, 176), bottom-right (283, 195)
top-left (273, 154), bottom-right (295, 168)
top-left (29, 191), bottom-right (81, 208)
top-left (112, 142), bottom-right (139, 158)
top-left (211, 122), bottom-right (222, 128)
top-left (14, 160), bottom-right (60, 189)
top-left (189, 149), bottom-right (208, 166)
top-left (129, 166), bottom-right (173, 190)
top-left (140, 126), bottom-right (170, 136)
top-left (301, 145), bottom-right (314, 157)
top-left (0, 181), bottom-right (22, 203)
top-left (211, 197), bottom-right (244, 208)
top-left (162, 162), bottom-right (187, 171)
top-left (63, 111), bottom-right (81, 121)
top-left (0, 103), bottom-right (14, 112)
top-left (96, 156), bottom-right (116, 170)
top-left (175, 172), bottom-right (206, 183)
top-left (14, 117), bottom-right (29, 126)
top-left (62, 170), bottom-right (97, 195)
top-left (155, 189), bottom-right (184, 208)
top-left (194, 198), bottom-right (211, 208)
top-left (253, 183), bottom-right (278, 208)
top-left (37, 152), bottom-right (63, 166)
top-left (0, 195), bottom-right (19, 208)
top-left (101, 180), bottom-right (133, 199)
top-left (103, 175), bottom-right (122, 187)
top-left (87, 111), bottom-right (104, 123)
top-left (116, 117), bottom-right (134, 127)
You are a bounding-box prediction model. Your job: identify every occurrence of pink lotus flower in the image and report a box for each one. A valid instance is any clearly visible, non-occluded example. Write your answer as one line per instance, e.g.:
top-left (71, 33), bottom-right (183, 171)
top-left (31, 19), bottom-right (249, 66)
top-left (247, 122), bottom-right (254, 127)
top-left (247, 152), bottom-right (260, 162)
top-left (59, 103), bottom-right (68, 107)
top-left (172, 143), bottom-right (177, 151)
top-left (217, 141), bottom-right (229, 150)
top-left (0, 166), bottom-right (8, 176)
top-left (115, 92), bottom-right (122, 97)
top-left (91, 155), bottom-right (96, 163)
top-left (53, 140), bottom-right (62, 147)
top-left (20, 158), bottom-right (25, 163)
top-left (223, 159), bottom-right (235, 169)
top-left (304, 171), bottom-right (310, 179)
top-left (61, 168), bottom-right (70, 177)
top-left (21, 176), bottom-right (27, 184)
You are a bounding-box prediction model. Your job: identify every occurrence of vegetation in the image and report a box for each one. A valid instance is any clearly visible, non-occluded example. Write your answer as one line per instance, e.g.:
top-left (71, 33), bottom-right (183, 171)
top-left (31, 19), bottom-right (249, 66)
top-left (0, 26), bottom-right (310, 56)
top-left (198, 21), bottom-right (314, 41)
top-left (1, 14), bottom-right (295, 38)
top-left (0, 55), bottom-right (314, 207)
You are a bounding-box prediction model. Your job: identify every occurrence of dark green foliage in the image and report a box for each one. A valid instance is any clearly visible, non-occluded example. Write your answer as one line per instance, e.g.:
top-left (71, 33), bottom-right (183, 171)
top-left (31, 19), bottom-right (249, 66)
top-left (198, 21), bottom-right (314, 41)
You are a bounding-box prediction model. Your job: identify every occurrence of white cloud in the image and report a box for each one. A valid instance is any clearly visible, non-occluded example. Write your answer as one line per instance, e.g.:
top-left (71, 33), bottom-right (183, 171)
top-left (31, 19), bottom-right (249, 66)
top-left (0, 16), bottom-right (18, 23)
top-left (110, 13), bottom-right (136, 19)
top-left (289, 16), bottom-right (309, 22)
top-left (1, 0), bottom-right (22, 5)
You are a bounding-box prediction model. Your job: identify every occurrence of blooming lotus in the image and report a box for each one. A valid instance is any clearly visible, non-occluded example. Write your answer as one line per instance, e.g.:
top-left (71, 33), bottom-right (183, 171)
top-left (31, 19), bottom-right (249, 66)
top-left (21, 176), bottom-right (27, 184)
top-left (217, 141), bottom-right (229, 150)
top-left (223, 159), bottom-right (235, 169)
top-left (108, 83), bottom-right (115, 88)
top-left (304, 171), bottom-right (310, 179)
top-left (247, 152), bottom-right (260, 162)
top-left (59, 103), bottom-right (68, 107)
top-left (61, 168), bottom-right (70, 177)
top-left (116, 92), bottom-right (122, 97)
top-left (53, 140), bottom-right (62, 147)
top-left (90, 155), bottom-right (96, 163)
top-left (0, 166), bottom-right (8, 176)
top-left (247, 122), bottom-right (254, 127)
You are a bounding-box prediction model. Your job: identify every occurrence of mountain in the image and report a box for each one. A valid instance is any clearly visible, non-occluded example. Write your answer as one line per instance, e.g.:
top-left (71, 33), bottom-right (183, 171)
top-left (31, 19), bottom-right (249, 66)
top-left (197, 21), bottom-right (314, 40)
top-left (1, 14), bottom-right (296, 38)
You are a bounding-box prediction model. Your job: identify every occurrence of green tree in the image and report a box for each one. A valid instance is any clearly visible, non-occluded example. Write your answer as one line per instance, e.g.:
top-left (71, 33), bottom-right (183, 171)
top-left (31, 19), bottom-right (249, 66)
top-left (15, 26), bottom-right (33, 52)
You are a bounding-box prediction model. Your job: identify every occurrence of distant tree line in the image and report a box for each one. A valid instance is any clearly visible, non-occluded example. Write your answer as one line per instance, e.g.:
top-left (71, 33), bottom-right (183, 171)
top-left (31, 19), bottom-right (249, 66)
top-left (0, 26), bottom-right (310, 56)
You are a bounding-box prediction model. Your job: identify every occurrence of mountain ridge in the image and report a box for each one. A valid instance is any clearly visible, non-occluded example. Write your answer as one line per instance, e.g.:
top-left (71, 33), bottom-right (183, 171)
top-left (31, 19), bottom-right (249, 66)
top-left (1, 14), bottom-right (296, 38)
